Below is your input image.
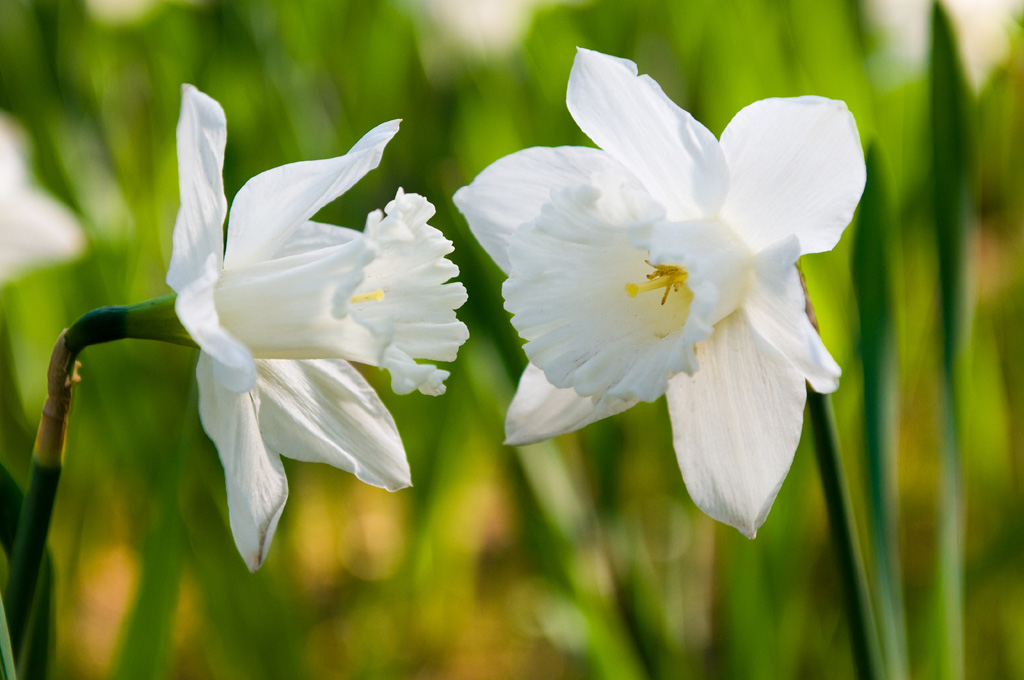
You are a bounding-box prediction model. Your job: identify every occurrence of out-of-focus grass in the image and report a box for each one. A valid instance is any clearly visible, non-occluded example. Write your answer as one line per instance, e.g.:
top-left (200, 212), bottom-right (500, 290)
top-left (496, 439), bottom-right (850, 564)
top-left (0, 0), bottom-right (1023, 678)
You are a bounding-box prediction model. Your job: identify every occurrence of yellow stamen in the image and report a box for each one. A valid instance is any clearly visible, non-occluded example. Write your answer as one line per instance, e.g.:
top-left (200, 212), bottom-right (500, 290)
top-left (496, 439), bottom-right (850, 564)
top-left (625, 261), bottom-right (688, 305)
top-left (350, 288), bottom-right (385, 304)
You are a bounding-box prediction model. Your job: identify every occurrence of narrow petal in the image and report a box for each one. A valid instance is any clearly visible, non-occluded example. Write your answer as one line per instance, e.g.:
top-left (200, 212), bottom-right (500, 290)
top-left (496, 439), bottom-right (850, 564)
top-left (255, 359), bottom-right (411, 490)
top-left (718, 96), bottom-right (866, 254)
top-left (224, 120), bottom-right (400, 269)
top-left (452, 145), bottom-right (628, 273)
top-left (505, 363), bottom-right (638, 445)
top-left (744, 237), bottom-right (841, 393)
top-left (505, 172), bottom-right (712, 403)
top-left (176, 253), bottom-right (256, 392)
top-left (196, 354), bottom-right (288, 572)
top-left (666, 311), bottom-right (806, 538)
top-left (167, 85), bottom-right (228, 293)
top-left (566, 48), bottom-right (729, 221)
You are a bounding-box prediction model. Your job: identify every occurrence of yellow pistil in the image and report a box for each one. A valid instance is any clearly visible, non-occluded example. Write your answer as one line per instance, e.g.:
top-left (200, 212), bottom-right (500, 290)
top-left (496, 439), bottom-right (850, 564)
top-left (625, 261), bottom-right (688, 305)
top-left (350, 288), bottom-right (385, 304)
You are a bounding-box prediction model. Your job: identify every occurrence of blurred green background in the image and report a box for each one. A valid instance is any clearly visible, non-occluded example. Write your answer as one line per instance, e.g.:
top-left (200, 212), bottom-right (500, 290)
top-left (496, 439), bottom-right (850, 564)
top-left (1, 0), bottom-right (1023, 677)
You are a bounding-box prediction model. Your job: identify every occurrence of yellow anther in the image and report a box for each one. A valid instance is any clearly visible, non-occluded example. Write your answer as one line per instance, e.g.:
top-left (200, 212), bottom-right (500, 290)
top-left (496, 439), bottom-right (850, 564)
top-left (624, 261), bottom-right (688, 305)
top-left (350, 288), bottom-right (385, 304)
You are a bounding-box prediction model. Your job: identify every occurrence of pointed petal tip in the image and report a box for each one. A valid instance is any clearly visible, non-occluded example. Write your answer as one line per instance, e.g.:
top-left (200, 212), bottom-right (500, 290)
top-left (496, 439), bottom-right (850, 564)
top-left (245, 552), bottom-right (264, 573)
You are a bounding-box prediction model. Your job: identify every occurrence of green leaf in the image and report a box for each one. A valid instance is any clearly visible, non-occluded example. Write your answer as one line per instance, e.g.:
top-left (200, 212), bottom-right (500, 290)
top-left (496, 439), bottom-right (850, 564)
top-left (853, 145), bottom-right (908, 680)
top-left (929, 4), bottom-right (972, 680)
top-left (930, 0), bottom-right (972, 368)
top-left (0, 592), bottom-right (16, 680)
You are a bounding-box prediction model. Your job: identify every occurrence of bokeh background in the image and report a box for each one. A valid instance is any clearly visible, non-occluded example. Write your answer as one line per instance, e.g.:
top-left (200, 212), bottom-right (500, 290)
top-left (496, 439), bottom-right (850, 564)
top-left (2, 0), bottom-right (1024, 677)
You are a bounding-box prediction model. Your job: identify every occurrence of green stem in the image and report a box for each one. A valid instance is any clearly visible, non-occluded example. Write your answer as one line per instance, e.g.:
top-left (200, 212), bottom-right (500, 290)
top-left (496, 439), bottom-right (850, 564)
top-left (3, 293), bottom-right (195, 663)
top-left (64, 293), bottom-right (196, 355)
top-left (807, 389), bottom-right (884, 680)
top-left (3, 462), bottom-right (59, 656)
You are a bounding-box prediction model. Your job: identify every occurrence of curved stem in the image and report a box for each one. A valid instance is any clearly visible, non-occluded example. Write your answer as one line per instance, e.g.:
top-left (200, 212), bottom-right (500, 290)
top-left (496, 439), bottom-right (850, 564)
top-left (4, 293), bottom-right (196, 662)
top-left (64, 293), bottom-right (196, 355)
top-left (3, 332), bottom-right (73, 655)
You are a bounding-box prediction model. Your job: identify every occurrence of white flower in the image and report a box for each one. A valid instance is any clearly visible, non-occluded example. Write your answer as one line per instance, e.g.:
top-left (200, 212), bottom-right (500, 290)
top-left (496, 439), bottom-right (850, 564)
top-left (454, 49), bottom-right (865, 537)
top-left (0, 115), bottom-right (84, 284)
top-left (405, 0), bottom-right (588, 78)
top-left (168, 86), bottom-right (468, 571)
top-left (867, 0), bottom-right (1024, 87)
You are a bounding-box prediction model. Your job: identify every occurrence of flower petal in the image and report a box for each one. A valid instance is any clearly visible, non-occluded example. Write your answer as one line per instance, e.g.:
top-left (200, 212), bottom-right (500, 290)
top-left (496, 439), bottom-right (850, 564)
top-left (566, 48), bottom-right (729, 221)
top-left (167, 85), bottom-right (228, 293)
top-left (744, 236), bottom-right (841, 393)
top-left (175, 253), bottom-right (256, 392)
top-left (196, 354), bottom-right (288, 572)
top-left (718, 96), bottom-right (866, 254)
top-left (505, 173), bottom-right (712, 403)
top-left (224, 120), bottom-right (400, 269)
top-left (336, 190), bottom-right (469, 396)
top-left (666, 311), bottom-right (806, 538)
top-left (505, 363), bottom-right (638, 445)
top-left (452, 145), bottom-right (628, 273)
top-left (270, 220), bottom-right (363, 260)
top-left (214, 238), bottom-right (371, 361)
top-left (255, 359), bottom-right (411, 490)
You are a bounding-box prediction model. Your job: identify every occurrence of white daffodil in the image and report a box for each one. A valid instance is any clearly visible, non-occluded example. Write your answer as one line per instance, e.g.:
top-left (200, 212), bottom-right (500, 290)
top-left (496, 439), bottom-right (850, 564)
top-left (454, 49), bottom-right (865, 537)
top-left (0, 115), bottom-right (84, 284)
top-left (169, 86), bottom-right (468, 571)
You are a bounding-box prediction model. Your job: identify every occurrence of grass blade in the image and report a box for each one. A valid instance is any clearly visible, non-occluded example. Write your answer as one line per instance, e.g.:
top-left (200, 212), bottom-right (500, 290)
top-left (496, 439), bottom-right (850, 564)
top-left (852, 145), bottom-right (908, 679)
top-left (929, 4), bottom-right (972, 679)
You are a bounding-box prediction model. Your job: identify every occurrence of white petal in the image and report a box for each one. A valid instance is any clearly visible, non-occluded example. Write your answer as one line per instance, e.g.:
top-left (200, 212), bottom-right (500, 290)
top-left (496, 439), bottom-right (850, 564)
top-left (255, 359), bottom-right (411, 491)
top-left (214, 238), bottom-right (372, 361)
top-left (452, 145), bottom-right (629, 273)
top-left (339, 190), bottom-right (469, 396)
top-left (196, 354), bottom-right (288, 572)
top-left (566, 48), bottom-right (729, 221)
top-left (270, 220), bottom-right (362, 260)
top-left (718, 97), bottom-right (866, 254)
top-left (167, 85), bottom-right (228, 293)
top-left (744, 237), bottom-right (841, 393)
top-left (175, 253), bottom-right (256, 392)
top-left (0, 187), bottom-right (84, 281)
top-left (505, 363), bottom-right (638, 445)
top-left (666, 311), bottom-right (806, 538)
top-left (505, 173), bottom-right (712, 403)
top-left (223, 120), bottom-right (400, 268)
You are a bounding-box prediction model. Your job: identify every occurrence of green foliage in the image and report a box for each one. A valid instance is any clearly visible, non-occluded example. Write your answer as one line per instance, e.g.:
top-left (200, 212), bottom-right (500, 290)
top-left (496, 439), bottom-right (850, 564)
top-left (0, 0), bottom-right (1023, 678)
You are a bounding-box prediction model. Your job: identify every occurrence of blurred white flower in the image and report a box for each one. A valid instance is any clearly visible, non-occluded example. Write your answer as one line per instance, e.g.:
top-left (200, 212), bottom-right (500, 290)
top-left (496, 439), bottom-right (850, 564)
top-left (0, 115), bottom-right (84, 284)
top-left (404, 0), bottom-right (586, 75)
top-left (85, 0), bottom-right (202, 26)
top-left (866, 0), bottom-right (1024, 87)
top-left (455, 49), bottom-right (865, 537)
top-left (169, 86), bottom-right (468, 571)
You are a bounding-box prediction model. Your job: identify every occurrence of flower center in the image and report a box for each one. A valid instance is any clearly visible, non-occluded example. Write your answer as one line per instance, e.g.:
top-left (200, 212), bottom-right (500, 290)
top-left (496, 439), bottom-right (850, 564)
top-left (625, 261), bottom-right (689, 305)
top-left (350, 288), bottom-right (384, 304)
